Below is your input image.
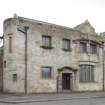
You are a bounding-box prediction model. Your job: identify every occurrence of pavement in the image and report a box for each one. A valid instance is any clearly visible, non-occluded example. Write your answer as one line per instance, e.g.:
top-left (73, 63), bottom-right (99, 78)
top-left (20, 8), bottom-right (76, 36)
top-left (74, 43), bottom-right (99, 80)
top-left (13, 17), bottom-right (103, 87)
top-left (0, 91), bottom-right (105, 103)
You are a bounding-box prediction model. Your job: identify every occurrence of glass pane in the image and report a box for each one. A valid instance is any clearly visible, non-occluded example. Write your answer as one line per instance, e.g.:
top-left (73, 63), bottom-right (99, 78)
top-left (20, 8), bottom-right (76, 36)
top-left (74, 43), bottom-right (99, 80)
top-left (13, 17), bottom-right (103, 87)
top-left (13, 74), bottom-right (17, 82)
top-left (90, 44), bottom-right (97, 53)
top-left (9, 37), bottom-right (12, 53)
top-left (84, 65), bottom-right (86, 82)
top-left (79, 65), bottom-right (94, 82)
top-left (42, 67), bottom-right (51, 79)
top-left (42, 36), bottom-right (51, 47)
top-left (63, 39), bottom-right (70, 49)
top-left (79, 65), bottom-right (82, 82)
top-left (42, 37), bottom-right (46, 45)
top-left (91, 66), bottom-right (94, 81)
top-left (80, 42), bottom-right (87, 53)
top-left (87, 65), bottom-right (90, 82)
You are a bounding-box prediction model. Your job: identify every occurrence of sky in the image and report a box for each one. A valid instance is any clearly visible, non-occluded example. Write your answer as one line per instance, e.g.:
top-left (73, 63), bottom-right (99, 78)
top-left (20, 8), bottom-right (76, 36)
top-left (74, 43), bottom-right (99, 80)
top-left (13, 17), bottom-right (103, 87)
top-left (0, 0), bottom-right (105, 37)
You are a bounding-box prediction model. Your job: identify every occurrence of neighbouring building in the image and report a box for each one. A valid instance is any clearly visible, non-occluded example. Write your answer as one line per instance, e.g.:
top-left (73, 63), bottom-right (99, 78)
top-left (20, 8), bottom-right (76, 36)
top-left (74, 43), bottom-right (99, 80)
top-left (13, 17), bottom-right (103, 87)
top-left (0, 46), bottom-right (3, 91)
top-left (1, 15), bottom-right (104, 93)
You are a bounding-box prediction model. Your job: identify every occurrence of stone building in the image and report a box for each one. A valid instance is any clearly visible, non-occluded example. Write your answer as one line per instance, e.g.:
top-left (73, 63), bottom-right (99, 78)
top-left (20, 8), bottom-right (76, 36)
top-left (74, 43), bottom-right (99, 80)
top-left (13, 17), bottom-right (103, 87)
top-left (2, 15), bottom-right (104, 93)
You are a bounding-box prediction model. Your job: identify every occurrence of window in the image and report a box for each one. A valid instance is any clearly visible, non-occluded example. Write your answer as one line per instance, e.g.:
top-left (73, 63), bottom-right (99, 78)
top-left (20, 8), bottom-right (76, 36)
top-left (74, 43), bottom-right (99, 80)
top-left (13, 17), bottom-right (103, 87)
top-left (4, 61), bottom-right (6, 68)
top-left (13, 74), bottom-right (17, 82)
top-left (80, 42), bottom-right (87, 53)
top-left (79, 65), bottom-right (94, 82)
top-left (42, 67), bottom-right (52, 79)
top-left (9, 37), bottom-right (12, 53)
top-left (90, 43), bottom-right (97, 54)
top-left (42, 36), bottom-right (52, 48)
top-left (62, 39), bottom-right (70, 51)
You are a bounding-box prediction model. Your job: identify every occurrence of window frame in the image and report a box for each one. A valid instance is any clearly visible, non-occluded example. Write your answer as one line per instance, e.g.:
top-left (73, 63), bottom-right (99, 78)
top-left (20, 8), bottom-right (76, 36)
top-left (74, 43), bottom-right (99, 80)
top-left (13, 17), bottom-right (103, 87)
top-left (90, 43), bottom-right (97, 54)
top-left (79, 64), bottom-right (94, 83)
top-left (62, 38), bottom-right (71, 51)
top-left (41, 35), bottom-right (52, 49)
top-left (9, 36), bottom-right (12, 53)
top-left (12, 74), bottom-right (17, 82)
top-left (80, 41), bottom-right (87, 53)
top-left (4, 61), bottom-right (6, 68)
top-left (41, 67), bottom-right (52, 79)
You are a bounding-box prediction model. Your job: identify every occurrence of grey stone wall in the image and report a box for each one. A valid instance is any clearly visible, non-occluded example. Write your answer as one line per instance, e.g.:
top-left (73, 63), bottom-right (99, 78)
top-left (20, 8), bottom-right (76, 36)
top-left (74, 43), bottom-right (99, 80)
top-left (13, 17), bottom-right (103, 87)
top-left (3, 16), bottom-right (104, 93)
top-left (3, 18), bottom-right (25, 93)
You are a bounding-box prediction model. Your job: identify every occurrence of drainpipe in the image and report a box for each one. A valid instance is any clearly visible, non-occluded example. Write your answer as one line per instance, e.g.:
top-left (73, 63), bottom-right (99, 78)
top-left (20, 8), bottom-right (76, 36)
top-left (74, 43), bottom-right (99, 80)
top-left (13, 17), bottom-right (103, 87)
top-left (102, 42), bottom-right (105, 91)
top-left (0, 36), bottom-right (3, 92)
top-left (24, 26), bottom-right (29, 94)
top-left (17, 26), bottom-right (29, 94)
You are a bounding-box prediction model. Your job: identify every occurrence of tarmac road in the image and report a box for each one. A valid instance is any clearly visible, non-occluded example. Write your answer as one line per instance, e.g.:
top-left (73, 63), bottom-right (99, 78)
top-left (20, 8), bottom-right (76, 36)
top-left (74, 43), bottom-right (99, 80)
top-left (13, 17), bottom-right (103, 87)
top-left (1, 97), bottom-right (105, 105)
top-left (0, 92), bottom-right (105, 105)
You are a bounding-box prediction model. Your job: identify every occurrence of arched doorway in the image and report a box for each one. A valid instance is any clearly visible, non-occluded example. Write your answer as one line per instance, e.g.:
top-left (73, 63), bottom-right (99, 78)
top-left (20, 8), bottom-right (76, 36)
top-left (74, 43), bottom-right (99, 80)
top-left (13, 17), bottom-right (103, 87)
top-left (57, 66), bottom-right (77, 92)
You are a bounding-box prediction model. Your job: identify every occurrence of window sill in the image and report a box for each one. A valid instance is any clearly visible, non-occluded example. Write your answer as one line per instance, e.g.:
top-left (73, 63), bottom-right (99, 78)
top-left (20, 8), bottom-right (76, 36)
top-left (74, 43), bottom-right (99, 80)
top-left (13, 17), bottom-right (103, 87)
top-left (80, 52), bottom-right (98, 55)
top-left (62, 48), bottom-right (71, 52)
top-left (79, 81), bottom-right (95, 83)
top-left (80, 52), bottom-right (88, 53)
top-left (42, 78), bottom-right (52, 80)
top-left (40, 46), bottom-right (53, 49)
top-left (90, 53), bottom-right (97, 55)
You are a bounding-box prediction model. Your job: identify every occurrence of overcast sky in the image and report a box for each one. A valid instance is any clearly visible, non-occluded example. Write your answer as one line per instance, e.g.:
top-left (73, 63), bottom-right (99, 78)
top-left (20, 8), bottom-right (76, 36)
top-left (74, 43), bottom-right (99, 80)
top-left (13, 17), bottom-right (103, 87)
top-left (0, 0), bottom-right (105, 36)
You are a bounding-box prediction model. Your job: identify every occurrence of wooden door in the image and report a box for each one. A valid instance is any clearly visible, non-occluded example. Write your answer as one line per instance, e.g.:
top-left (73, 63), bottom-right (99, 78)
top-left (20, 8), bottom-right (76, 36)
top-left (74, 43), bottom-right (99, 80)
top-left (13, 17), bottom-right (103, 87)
top-left (62, 73), bottom-right (71, 90)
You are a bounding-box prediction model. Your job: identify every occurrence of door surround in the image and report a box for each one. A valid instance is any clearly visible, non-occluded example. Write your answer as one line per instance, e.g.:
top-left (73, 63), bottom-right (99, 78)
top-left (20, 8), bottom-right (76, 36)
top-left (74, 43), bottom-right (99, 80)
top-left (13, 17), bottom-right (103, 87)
top-left (57, 66), bottom-right (77, 92)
